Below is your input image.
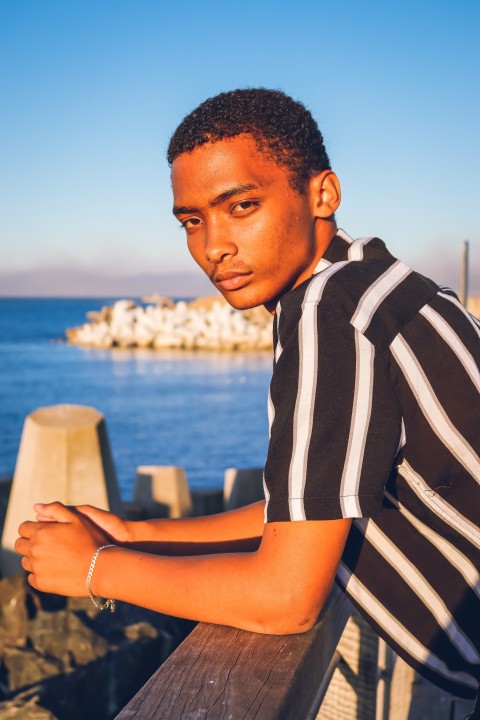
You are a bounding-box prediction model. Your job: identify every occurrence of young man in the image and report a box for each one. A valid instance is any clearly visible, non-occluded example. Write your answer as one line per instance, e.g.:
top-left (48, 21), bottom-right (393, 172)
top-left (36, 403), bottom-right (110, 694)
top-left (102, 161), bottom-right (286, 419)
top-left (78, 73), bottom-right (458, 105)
top-left (16, 89), bottom-right (480, 714)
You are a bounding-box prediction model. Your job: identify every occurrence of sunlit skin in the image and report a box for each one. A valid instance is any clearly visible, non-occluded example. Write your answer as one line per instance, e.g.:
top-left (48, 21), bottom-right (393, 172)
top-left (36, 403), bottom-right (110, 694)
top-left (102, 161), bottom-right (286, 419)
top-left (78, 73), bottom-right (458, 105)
top-left (14, 136), bottom-right (351, 636)
top-left (172, 134), bottom-right (341, 312)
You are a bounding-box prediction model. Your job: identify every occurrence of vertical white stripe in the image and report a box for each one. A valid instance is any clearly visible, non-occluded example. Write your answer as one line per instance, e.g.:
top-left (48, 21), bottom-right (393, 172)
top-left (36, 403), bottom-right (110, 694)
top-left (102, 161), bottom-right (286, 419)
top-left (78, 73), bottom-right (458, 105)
top-left (419, 305), bottom-right (480, 392)
top-left (265, 309), bottom-right (277, 522)
top-left (384, 490), bottom-right (480, 598)
top-left (287, 262), bottom-right (350, 520)
top-left (267, 388), bottom-right (274, 438)
top-left (391, 335), bottom-right (480, 482)
top-left (262, 472), bottom-right (270, 523)
top-left (288, 302), bottom-right (317, 521)
top-left (397, 418), bottom-right (406, 454)
top-left (274, 304), bottom-right (283, 363)
top-left (336, 563), bottom-right (478, 690)
top-left (351, 261), bottom-right (412, 334)
top-left (340, 332), bottom-right (375, 516)
top-left (398, 460), bottom-right (480, 548)
top-left (265, 386), bottom-right (274, 523)
top-left (265, 305), bottom-right (282, 523)
top-left (360, 520), bottom-right (479, 663)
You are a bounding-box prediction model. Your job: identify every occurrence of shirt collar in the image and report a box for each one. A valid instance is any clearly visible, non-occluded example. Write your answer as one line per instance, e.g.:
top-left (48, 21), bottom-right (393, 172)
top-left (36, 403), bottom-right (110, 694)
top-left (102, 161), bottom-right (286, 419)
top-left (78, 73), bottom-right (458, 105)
top-left (312, 229), bottom-right (354, 274)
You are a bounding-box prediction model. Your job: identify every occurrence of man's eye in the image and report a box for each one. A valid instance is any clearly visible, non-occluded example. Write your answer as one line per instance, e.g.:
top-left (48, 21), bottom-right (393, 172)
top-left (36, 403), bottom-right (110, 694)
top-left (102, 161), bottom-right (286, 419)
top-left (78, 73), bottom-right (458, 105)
top-left (232, 200), bottom-right (259, 214)
top-left (179, 217), bottom-right (201, 230)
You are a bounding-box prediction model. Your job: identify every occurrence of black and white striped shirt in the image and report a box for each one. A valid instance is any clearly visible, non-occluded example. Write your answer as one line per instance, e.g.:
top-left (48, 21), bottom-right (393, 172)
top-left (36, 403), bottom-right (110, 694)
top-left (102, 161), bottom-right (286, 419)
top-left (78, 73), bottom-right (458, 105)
top-left (263, 229), bottom-right (480, 698)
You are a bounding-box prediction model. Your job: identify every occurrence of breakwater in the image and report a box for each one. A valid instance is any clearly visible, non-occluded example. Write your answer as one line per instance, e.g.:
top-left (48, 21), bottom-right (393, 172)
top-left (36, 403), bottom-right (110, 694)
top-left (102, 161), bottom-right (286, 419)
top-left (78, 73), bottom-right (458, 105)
top-left (66, 296), bottom-right (273, 351)
top-left (0, 573), bottom-right (193, 720)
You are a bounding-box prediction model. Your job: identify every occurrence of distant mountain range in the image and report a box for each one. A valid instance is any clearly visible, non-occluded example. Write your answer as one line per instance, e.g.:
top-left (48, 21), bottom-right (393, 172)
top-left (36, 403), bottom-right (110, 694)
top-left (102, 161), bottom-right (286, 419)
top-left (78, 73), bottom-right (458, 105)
top-left (1, 260), bottom-right (478, 301)
top-left (0, 268), bottom-right (216, 298)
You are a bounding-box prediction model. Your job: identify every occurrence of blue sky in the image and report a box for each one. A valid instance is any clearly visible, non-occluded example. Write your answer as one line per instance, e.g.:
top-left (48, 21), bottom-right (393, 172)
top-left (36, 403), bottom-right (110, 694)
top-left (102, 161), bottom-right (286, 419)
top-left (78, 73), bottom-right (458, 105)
top-left (1, 0), bottom-right (479, 294)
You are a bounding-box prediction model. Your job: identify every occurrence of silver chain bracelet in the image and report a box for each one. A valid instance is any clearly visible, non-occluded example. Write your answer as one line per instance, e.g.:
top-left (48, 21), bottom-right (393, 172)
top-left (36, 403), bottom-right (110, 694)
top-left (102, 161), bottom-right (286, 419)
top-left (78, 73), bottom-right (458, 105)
top-left (86, 544), bottom-right (116, 612)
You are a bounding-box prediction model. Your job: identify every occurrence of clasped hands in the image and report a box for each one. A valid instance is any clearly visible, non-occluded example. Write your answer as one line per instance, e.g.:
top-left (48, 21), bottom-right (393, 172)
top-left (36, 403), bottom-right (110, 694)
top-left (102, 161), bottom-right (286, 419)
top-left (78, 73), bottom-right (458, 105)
top-left (15, 502), bottom-right (129, 597)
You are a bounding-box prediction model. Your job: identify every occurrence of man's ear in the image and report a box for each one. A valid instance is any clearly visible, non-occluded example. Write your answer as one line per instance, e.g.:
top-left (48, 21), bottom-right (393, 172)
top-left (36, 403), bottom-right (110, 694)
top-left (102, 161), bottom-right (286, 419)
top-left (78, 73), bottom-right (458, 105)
top-left (309, 171), bottom-right (341, 218)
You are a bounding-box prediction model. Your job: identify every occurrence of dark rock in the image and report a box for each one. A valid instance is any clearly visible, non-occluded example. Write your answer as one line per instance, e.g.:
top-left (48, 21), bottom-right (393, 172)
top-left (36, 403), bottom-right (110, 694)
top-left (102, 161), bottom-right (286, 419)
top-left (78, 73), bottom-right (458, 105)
top-left (123, 621), bottom-right (158, 641)
top-left (0, 574), bottom-right (29, 647)
top-left (25, 630), bottom-right (175, 720)
top-left (29, 610), bottom-right (108, 668)
top-left (0, 572), bottom-right (194, 719)
top-left (2, 647), bottom-right (63, 691)
top-left (0, 690), bottom-right (56, 719)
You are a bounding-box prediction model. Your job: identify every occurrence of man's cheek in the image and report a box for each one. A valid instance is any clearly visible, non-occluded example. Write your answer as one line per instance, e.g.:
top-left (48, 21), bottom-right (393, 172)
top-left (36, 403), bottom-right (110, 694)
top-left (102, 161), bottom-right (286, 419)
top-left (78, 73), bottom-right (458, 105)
top-left (187, 242), bottom-right (206, 269)
top-left (191, 253), bottom-right (215, 283)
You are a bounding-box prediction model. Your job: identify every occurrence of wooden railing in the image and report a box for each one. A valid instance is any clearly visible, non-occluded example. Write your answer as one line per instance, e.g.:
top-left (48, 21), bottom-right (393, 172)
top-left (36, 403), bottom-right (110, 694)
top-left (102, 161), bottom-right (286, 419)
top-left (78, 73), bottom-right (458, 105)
top-left (115, 584), bottom-right (352, 720)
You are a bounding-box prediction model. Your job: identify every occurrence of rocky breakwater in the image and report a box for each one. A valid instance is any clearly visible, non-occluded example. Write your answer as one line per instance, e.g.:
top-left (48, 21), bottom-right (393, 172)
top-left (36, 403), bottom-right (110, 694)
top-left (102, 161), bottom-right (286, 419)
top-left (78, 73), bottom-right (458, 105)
top-left (0, 574), bottom-right (193, 719)
top-left (66, 296), bottom-right (273, 351)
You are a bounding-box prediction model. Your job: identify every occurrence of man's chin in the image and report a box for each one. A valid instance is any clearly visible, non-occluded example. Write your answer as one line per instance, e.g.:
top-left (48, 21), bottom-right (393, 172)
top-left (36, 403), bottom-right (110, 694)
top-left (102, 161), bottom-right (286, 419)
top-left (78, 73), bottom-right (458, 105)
top-left (218, 287), bottom-right (270, 311)
top-left (224, 296), bottom-right (263, 311)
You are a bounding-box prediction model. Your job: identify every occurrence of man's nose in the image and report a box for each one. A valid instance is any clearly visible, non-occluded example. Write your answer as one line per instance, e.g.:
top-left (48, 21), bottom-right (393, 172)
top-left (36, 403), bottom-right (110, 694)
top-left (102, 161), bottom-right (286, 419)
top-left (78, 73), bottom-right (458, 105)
top-left (205, 224), bottom-right (238, 264)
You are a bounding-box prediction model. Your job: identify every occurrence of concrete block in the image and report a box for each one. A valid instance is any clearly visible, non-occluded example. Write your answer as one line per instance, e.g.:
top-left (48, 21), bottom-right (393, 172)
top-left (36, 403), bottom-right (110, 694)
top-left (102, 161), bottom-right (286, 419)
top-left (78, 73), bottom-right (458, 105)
top-left (134, 466), bottom-right (192, 519)
top-left (223, 467), bottom-right (265, 511)
top-left (190, 488), bottom-right (224, 517)
top-left (1, 405), bottom-right (122, 577)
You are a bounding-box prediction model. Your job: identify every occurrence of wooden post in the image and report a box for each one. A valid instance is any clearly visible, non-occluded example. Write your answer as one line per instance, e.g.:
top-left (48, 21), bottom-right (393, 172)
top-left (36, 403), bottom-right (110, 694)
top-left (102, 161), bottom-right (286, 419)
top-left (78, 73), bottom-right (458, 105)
top-left (317, 610), bottom-right (378, 720)
top-left (460, 239), bottom-right (469, 306)
top-left (386, 655), bottom-right (415, 720)
top-left (375, 639), bottom-right (396, 720)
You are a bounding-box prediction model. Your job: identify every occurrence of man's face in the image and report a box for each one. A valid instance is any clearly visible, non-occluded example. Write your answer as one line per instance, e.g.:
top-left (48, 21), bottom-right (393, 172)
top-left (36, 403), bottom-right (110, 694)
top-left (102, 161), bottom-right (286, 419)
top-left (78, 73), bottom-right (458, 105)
top-left (171, 134), bottom-right (321, 311)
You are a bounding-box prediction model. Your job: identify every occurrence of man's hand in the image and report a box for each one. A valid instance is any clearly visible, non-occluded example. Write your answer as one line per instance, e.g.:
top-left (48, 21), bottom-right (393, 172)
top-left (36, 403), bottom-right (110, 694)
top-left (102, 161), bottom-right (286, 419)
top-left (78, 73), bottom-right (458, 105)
top-left (15, 502), bottom-right (111, 596)
top-left (35, 502), bottom-right (135, 545)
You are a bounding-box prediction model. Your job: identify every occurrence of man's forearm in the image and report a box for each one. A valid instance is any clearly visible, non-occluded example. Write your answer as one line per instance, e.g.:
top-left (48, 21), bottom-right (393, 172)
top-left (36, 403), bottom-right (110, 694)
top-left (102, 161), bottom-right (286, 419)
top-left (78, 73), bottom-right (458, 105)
top-left (127, 499), bottom-right (265, 551)
top-left (93, 546), bottom-right (273, 632)
top-left (18, 503), bottom-right (351, 636)
top-left (91, 517), bottom-right (351, 635)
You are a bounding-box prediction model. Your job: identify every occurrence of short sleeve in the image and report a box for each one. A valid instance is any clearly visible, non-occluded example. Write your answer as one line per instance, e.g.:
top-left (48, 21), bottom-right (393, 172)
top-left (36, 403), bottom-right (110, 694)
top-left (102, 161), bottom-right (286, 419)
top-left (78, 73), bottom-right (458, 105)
top-left (263, 298), bottom-right (402, 522)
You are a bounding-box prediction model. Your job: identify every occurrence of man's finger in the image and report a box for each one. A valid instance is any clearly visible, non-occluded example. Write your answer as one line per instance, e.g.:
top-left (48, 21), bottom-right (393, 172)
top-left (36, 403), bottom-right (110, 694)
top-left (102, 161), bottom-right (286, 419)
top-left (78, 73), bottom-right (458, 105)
top-left (18, 521), bottom-right (37, 539)
top-left (33, 502), bottom-right (74, 523)
top-left (35, 513), bottom-right (57, 523)
top-left (21, 556), bottom-right (32, 572)
top-left (27, 573), bottom-right (39, 590)
top-left (14, 536), bottom-right (28, 554)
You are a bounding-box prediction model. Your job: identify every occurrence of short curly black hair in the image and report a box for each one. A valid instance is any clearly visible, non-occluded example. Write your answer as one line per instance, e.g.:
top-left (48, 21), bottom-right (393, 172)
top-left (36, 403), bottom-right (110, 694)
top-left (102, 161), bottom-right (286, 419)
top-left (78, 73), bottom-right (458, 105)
top-left (167, 88), bottom-right (331, 194)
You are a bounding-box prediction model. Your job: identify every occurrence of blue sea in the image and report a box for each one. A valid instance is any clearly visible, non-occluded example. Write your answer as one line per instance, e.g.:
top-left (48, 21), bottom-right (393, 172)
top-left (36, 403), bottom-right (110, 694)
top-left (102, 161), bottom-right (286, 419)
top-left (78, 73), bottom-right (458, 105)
top-left (0, 298), bottom-right (272, 498)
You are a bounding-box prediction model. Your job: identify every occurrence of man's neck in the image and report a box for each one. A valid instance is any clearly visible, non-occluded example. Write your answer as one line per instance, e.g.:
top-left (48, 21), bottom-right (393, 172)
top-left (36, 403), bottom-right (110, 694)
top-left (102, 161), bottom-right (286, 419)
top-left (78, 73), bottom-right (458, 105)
top-left (263, 221), bottom-right (338, 314)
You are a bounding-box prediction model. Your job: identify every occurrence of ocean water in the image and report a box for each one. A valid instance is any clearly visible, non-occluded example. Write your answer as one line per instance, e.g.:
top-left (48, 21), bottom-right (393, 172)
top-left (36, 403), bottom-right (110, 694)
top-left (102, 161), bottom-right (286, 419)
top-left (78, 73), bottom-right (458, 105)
top-left (0, 298), bottom-right (272, 499)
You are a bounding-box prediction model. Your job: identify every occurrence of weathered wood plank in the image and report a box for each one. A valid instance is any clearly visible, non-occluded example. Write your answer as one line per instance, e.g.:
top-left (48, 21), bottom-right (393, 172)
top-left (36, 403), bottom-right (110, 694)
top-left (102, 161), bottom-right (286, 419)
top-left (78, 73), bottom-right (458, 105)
top-left (115, 584), bottom-right (351, 720)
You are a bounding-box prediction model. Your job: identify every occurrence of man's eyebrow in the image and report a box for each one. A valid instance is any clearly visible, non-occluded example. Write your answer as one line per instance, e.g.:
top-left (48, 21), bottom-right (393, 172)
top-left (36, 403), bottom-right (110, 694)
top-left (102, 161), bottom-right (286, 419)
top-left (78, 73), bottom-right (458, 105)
top-left (172, 183), bottom-right (260, 216)
top-left (210, 183), bottom-right (259, 207)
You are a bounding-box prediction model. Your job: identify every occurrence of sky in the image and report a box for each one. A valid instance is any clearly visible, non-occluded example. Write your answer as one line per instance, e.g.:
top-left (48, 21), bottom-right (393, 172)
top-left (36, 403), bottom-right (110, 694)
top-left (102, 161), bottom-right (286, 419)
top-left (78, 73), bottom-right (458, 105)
top-left (0, 0), bottom-right (479, 295)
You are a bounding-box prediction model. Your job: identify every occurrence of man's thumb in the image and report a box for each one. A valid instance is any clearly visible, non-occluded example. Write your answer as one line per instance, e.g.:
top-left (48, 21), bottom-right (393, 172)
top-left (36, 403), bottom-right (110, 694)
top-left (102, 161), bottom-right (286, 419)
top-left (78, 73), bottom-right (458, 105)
top-left (33, 501), bottom-right (74, 523)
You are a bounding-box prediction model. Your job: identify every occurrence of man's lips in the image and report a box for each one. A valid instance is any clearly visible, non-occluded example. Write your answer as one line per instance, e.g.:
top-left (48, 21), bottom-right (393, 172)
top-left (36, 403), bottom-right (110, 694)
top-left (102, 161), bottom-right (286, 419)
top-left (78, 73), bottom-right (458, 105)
top-left (213, 270), bottom-right (252, 291)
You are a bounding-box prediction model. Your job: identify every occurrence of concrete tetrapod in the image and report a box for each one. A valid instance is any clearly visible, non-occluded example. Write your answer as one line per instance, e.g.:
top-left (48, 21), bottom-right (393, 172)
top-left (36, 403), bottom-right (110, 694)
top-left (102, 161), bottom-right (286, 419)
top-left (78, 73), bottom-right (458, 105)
top-left (1, 404), bottom-right (122, 577)
top-left (134, 466), bottom-right (193, 519)
top-left (223, 467), bottom-right (265, 511)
